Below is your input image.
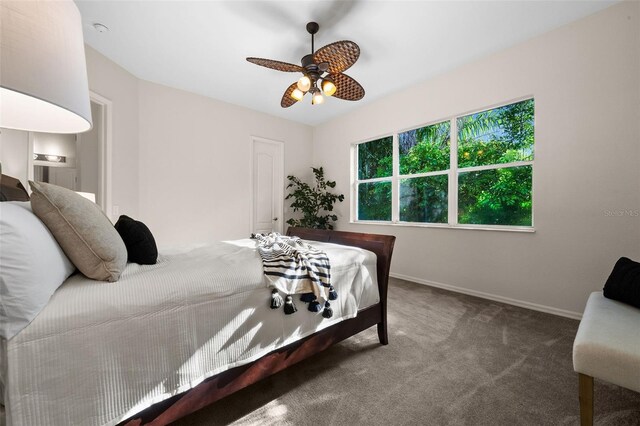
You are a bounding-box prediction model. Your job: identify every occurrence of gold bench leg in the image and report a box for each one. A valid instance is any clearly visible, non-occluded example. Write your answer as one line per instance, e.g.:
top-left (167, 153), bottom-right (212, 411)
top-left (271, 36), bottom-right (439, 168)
top-left (579, 373), bottom-right (594, 426)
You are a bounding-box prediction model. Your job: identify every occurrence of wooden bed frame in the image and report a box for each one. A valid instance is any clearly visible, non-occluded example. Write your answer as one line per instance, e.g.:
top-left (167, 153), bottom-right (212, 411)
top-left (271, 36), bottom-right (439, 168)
top-left (119, 227), bottom-right (395, 426)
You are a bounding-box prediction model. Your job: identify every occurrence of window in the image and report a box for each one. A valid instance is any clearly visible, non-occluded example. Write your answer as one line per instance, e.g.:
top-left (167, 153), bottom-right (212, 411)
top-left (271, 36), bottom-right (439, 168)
top-left (398, 121), bottom-right (450, 224)
top-left (356, 136), bottom-right (392, 221)
top-left (353, 98), bottom-right (534, 229)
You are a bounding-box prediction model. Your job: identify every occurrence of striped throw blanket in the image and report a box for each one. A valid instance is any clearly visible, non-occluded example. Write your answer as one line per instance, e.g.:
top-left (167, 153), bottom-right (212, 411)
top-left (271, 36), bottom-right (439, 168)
top-left (252, 232), bottom-right (337, 317)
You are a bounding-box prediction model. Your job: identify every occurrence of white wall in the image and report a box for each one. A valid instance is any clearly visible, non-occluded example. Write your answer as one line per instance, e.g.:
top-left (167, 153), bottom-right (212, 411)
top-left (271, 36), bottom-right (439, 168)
top-left (312, 2), bottom-right (640, 316)
top-left (85, 46), bottom-right (140, 218)
top-left (0, 128), bottom-right (29, 185)
top-left (138, 80), bottom-right (313, 246)
top-left (1, 44), bottom-right (313, 243)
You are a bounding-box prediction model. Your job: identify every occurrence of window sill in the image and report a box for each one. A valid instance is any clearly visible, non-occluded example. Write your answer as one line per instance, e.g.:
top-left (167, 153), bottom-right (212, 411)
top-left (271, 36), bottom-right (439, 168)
top-left (349, 220), bottom-right (536, 233)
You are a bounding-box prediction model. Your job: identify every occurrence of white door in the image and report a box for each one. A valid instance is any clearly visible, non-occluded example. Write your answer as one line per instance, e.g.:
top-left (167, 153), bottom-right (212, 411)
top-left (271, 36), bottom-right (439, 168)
top-left (252, 138), bottom-right (284, 234)
top-left (49, 167), bottom-right (77, 190)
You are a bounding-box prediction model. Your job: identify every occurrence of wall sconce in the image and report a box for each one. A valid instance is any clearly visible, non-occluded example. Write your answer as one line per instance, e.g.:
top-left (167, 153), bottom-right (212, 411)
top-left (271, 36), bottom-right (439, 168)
top-left (34, 153), bottom-right (67, 164)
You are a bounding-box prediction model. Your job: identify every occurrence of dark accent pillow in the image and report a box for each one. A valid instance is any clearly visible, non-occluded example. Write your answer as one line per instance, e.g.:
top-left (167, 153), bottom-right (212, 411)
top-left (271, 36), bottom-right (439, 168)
top-left (114, 215), bottom-right (158, 265)
top-left (1, 174), bottom-right (30, 201)
top-left (603, 257), bottom-right (640, 309)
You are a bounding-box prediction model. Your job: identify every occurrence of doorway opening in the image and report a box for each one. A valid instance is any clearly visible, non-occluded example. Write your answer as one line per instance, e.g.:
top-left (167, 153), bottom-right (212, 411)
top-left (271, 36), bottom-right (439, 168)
top-left (29, 92), bottom-right (113, 218)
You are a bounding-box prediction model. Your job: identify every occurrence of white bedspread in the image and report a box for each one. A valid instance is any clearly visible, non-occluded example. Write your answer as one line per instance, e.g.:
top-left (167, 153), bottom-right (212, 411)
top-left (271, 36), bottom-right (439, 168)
top-left (1, 239), bottom-right (378, 426)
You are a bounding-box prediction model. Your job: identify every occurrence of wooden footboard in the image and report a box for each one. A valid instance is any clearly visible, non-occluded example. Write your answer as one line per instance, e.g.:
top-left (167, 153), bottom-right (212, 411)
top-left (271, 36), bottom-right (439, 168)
top-left (119, 228), bottom-right (395, 426)
top-left (287, 227), bottom-right (396, 345)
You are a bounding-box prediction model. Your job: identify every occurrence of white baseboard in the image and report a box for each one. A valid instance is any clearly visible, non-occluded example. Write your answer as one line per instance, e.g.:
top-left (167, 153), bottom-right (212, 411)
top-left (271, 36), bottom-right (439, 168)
top-left (389, 272), bottom-right (583, 320)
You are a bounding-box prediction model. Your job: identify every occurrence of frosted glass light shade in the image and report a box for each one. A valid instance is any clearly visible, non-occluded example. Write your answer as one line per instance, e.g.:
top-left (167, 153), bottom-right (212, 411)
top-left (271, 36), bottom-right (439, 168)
top-left (0, 0), bottom-right (92, 134)
top-left (297, 75), bottom-right (311, 92)
top-left (321, 78), bottom-right (336, 97)
top-left (291, 88), bottom-right (304, 101)
top-left (311, 90), bottom-right (324, 105)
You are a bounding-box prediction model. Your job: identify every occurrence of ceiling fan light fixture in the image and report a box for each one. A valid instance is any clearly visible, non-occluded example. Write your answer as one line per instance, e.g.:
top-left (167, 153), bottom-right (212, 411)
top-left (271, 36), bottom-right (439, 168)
top-left (297, 75), bottom-right (311, 92)
top-left (247, 21), bottom-right (364, 109)
top-left (321, 77), bottom-right (337, 97)
top-left (291, 88), bottom-right (305, 101)
top-left (311, 88), bottom-right (324, 105)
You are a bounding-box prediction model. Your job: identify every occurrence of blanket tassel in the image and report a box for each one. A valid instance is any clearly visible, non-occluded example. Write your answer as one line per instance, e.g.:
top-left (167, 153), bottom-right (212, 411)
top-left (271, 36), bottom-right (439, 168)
top-left (300, 292), bottom-right (316, 303)
top-left (322, 301), bottom-right (333, 319)
top-left (308, 300), bottom-right (322, 312)
top-left (329, 286), bottom-right (338, 301)
top-left (284, 295), bottom-right (297, 315)
top-left (270, 289), bottom-right (283, 309)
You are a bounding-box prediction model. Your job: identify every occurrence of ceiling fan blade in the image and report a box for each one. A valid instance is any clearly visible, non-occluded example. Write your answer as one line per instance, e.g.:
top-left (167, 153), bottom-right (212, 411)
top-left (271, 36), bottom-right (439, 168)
top-left (247, 57), bottom-right (304, 73)
top-left (313, 41), bottom-right (360, 74)
top-left (281, 82), bottom-right (300, 108)
top-left (331, 73), bottom-right (365, 101)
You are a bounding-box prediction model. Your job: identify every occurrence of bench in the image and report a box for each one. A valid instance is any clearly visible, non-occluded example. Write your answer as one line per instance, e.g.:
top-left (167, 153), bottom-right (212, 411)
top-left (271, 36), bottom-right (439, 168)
top-left (573, 291), bottom-right (640, 425)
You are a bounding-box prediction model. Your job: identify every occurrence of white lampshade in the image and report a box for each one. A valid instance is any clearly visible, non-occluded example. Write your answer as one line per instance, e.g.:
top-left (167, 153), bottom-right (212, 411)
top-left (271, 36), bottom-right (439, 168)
top-left (0, 0), bottom-right (92, 134)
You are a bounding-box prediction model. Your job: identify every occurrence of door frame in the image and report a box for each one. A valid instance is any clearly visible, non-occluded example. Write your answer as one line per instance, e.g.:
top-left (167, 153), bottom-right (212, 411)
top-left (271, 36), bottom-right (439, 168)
top-left (28, 91), bottom-right (114, 219)
top-left (249, 136), bottom-right (285, 234)
top-left (85, 91), bottom-right (113, 219)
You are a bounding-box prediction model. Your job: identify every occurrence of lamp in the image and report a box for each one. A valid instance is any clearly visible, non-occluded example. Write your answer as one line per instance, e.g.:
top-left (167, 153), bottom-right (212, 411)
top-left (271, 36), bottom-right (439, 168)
top-left (0, 0), bottom-right (92, 134)
top-left (321, 77), bottom-right (337, 97)
top-left (297, 75), bottom-right (311, 92)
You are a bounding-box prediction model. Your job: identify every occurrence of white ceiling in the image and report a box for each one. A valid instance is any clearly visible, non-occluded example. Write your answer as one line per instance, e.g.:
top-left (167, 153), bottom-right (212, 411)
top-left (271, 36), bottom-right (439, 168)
top-left (76, 0), bottom-right (617, 126)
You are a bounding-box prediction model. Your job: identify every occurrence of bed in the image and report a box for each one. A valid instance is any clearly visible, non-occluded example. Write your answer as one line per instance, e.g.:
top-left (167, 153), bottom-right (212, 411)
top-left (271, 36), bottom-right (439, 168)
top-left (120, 227), bottom-right (395, 425)
top-left (1, 219), bottom-right (395, 425)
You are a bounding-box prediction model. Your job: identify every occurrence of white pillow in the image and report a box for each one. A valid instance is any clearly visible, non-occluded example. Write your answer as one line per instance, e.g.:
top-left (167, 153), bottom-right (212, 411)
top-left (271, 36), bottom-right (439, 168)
top-left (0, 202), bottom-right (75, 339)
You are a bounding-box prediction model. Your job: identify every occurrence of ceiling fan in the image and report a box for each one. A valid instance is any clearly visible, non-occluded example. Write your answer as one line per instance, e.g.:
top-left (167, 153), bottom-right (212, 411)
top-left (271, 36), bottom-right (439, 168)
top-left (247, 22), bottom-right (365, 108)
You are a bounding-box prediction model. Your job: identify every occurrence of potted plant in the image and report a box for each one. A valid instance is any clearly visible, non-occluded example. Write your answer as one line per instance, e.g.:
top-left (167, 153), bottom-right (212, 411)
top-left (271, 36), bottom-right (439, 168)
top-left (285, 167), bottom-right (344, 230)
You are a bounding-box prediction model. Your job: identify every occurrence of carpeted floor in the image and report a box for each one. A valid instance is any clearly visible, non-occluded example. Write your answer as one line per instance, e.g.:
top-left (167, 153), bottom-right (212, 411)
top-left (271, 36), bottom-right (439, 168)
top-left (174, 278), bottom-right (640, 425)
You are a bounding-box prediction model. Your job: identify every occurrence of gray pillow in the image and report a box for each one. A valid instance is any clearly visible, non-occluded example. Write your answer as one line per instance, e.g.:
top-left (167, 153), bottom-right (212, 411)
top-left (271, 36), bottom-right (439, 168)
top-left (29, 181), bottom-right (127, 282)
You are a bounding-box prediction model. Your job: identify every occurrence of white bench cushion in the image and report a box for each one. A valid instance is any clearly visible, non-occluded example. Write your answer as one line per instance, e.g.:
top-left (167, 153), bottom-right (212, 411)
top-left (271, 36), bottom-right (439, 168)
top-left (573, 292), bottom-right (640, 392)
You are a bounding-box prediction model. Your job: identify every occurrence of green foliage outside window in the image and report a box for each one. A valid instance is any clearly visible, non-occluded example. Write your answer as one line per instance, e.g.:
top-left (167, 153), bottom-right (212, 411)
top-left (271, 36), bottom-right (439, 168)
top-left (398, 121), bottom-right (450, 223)
top-left (399, 121), bottom-right (450, 174)
top-left (457, 99), bottom-right (534, 168)
top-left (357, 136), bottom-right (393, 221)
top-left (457, 99), bottom-right (534, 225)
top-left (458, 166), bottom-right (532, 226)
top-left (358, 181), bottom-right (392, 221)
top-left (400, 175), bottom-right (448, 223)
top-left (358, 136), bottom-right (393, 179)
top-left (356, 99), bottom-right (535, 226)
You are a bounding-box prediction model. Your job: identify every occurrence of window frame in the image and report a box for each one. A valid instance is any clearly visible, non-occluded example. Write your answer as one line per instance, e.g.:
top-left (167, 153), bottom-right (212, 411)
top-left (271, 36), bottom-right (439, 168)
top-left (352, 133), bottom-right (395, 223)
top-left (351, 96), bottom-right (535, 232)
top-left (395, 119), bottom-right (451, 225)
